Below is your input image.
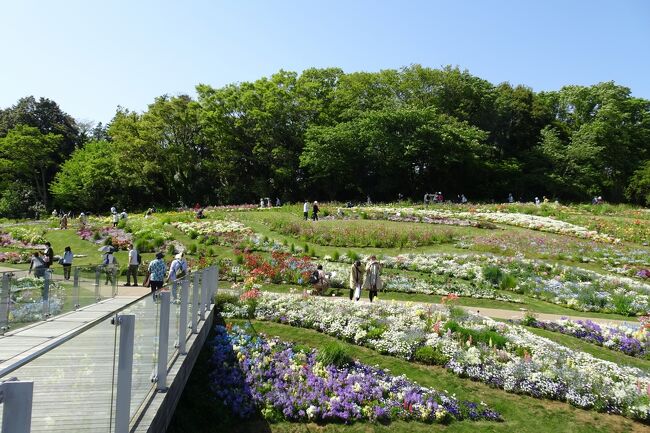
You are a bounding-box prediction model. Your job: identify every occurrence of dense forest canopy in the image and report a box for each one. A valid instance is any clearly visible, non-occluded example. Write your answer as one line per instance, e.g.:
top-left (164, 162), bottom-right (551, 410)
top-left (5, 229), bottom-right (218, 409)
top-left (1, 65), bottom-right (649, 216)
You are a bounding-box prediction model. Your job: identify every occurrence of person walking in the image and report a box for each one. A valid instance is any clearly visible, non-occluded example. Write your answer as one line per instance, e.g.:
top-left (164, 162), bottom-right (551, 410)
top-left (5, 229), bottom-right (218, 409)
top-left (303, 200), bottom-right (309, 220)
top-left (167, 253), bottom-right (187, 301)
top-left (43, 242), bottom-right (54, 268)
top-left (112, 212), bottom-right (119, 228)
top-left (363, 255), bottom-right (383, 302)
top-left (312, 201), bottom-right (320, 221)
top-left (125, 244), bottom-right (140, 286)
top-left (310, 264), bottom-right (328, 295)
top-left (103, 248), bottom-right (118, 285)
top-left (28, 252), bottom-right (46, 278)
top-left (61, 246), bottom-right (73, 280)
top-left (349, 260), bottom-right (364, 301)
top-left (147, 252), bottom-right (166, 298)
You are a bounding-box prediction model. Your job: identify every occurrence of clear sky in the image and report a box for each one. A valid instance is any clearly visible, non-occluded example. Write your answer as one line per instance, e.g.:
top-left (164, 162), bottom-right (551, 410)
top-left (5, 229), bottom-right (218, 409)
top-left (1, 0), bottom-right (648, 124)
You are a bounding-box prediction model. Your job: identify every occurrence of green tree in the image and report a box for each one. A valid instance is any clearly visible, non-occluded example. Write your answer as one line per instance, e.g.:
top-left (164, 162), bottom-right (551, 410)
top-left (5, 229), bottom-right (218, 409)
top-left (0, 125), bottom-right (62, 211)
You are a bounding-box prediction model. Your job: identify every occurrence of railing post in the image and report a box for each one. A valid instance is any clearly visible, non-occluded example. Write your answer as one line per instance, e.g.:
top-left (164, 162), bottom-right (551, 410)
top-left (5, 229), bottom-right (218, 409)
top-left (94, 267), bottom-right (101, 301)
top-left (200, 269), bottom-right (208, 321)
top-left (156, 291), bottom-right (170, 391)
top-left (0, 274), bottom-right (9, 334)
top-left (0, 379), bottom-right (34, 433)
top-left (191, 272), bottom-right (199, 334)
top-left (214, 265), bottom-right (219, 300)
top-left (42, 271), bottom-right (50, 318)
top-left (113, 314), bottom-right (135, 433)
top-left (73, 268), bottom-right (80, 309)
top-left (178, 278), bottom-right (189, 355)
top-left (112, 268), bottom-right (118, 297)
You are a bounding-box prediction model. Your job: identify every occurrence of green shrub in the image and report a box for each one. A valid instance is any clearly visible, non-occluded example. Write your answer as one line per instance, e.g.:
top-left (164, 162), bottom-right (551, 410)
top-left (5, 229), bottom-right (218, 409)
top-left (414, 345), bottom-right (449, 365)
top-left (316, 342), bottom-right (352, 367)
top-left (444, 320), bottom-right (508, 349)
top-left (167, 243), bottom-right (176, 255)
top-left (332, 250), bottom-right (340, 261)
top-left (234, 254), bottom-right (244, 265)
top-left (208, 247), bottom-right (215, 257)
top-left (153, 237), bottom-right (165, 247)
top-left (290, 243), bottom-right (295, 253)
top-left (347, 250), bottom-right (360, 262)
top-left (521, 311), bottom-right (538, 326)
top-left (189, 230), bottom-right (199, 239)
top-left (188, 243), bottom-right (198, 254)
top-left (448, 306), bottom-right (468, 320)
top-left (482, 265), bottom-right (503, 285)
top-left (303, 243), bottom-right (309, 254)
top-left (499, 273), bottom-right (517, 290)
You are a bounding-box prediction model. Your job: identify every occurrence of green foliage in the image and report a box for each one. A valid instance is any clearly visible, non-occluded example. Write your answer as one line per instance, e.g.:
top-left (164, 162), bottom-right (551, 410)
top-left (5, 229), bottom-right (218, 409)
top-left (316, 342), bottom-right (352, 367)
top-left (443, 320), bottom-right (509, 349)
top-left (413, 345), bottom-right (450, 365)
top-left (332, 250), bottom-right (340, 261)
top-left (482, 265), bottom-right (503, 285)
top-left (188, 243), bottom-right (198, 254)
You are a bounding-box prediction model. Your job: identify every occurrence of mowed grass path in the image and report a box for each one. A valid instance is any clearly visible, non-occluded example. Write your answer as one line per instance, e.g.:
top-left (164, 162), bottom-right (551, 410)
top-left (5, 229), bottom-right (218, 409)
top-left (168, 318), bottom-right (649, 433)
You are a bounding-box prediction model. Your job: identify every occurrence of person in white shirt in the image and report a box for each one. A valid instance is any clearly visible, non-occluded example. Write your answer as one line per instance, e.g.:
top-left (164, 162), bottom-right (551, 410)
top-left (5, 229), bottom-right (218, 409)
top-left (303, 201), bottom-right (309, 220)
top-left (112, 212), bottom-right (119, 228)
top-left (120, 209), bottom-right (128, 220)
top-left (125, 244), bottom-right (139, 286)
top-left (167, 253), bottom-right (187, 301)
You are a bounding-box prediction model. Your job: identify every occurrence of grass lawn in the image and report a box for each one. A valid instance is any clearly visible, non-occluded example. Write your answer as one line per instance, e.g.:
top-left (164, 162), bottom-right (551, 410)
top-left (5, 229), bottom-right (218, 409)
top-left (168, 317), bottom-right (648, 433)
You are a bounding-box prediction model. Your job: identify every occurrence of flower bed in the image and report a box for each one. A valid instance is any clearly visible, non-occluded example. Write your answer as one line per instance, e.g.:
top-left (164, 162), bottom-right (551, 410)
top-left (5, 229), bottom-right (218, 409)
top-left (210, 324), bottom-right (502, 424)
top-left (341, 207), bottom-right (620, 243)
top-left (0, 227), bottom-right (47, 247)
top-left (329, 252), bottom-right (650, 315)
top-left (516, 316), bottom-right (649, 358)
top-left (77, 226), bottom-right (132, 250)
top-left (0, 251), bottom-right (31, 264)
top-left (219, 293), bottom-right (650, 421)
top-left (173, 220), bottom-right (252, 246)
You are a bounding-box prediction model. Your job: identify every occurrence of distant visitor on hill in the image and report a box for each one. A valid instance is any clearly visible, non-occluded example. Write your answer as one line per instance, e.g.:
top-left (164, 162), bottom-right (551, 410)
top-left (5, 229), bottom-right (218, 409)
top-left (303, 200), bottom-right (309, 220)
top-left (312, 201), bottom-right (319, 221)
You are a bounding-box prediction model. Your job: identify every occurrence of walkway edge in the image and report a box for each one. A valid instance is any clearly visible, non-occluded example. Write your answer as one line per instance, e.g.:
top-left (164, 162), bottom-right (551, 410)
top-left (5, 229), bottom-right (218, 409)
top-left (132, 303), bottom-right (215, 433)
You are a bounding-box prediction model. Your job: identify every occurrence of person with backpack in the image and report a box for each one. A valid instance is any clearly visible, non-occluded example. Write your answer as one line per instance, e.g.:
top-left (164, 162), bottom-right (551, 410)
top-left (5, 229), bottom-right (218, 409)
top-left (363, 255), bottom-right (383, 302)
top-left (167, 252), bottom-right (188, 302)
top-left (103, 248), bottom-right (118, 285)
top-left (61, 246), bottom-right (73, 280)
top-left (349, 260), bottom-right (364, 301)
top-left (125, 244), bottom-right (140, 286)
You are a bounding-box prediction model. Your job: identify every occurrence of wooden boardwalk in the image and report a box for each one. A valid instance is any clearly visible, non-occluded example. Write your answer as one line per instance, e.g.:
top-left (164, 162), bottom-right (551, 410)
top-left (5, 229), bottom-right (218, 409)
top-left (0, 288), bottom-right (188, 433)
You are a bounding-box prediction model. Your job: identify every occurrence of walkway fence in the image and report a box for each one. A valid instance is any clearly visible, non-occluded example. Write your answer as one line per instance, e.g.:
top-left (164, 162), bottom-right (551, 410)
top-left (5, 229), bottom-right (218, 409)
top-left (0, 265), bottom-right (218, 433)
top-left (0, 265), bottom-right (123, 335)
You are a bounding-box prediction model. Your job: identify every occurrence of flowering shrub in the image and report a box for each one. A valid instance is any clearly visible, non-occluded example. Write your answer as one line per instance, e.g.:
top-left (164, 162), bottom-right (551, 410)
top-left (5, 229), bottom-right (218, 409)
top-left (209, 325), bottom-right (502, 424)
top-left (518, 317), bottom-right (649, 358)
top-left (0, 227), bottom-right (47, 247)
top-left (243, 251), bottom-right (313, 285)
top-left (77, 226), bottom-right (132, 250)
top-left (0, 251), bottom-right (31, 264)
top-left (219, 293), bottom-right (650, 420)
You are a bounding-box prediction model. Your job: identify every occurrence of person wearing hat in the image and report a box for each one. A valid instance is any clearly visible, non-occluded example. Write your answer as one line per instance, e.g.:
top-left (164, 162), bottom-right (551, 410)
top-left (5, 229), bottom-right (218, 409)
top-left (147, 252), bottom-right (167, 297)
top-left (102, 247), bottom-right (118, 285)
top-left (167, 252), bottom-right (188, 302)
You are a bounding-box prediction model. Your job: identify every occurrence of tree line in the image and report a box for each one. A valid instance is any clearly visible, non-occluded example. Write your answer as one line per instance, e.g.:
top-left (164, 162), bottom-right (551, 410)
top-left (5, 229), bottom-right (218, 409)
top-left (1, 65), bottom-right (649, 217)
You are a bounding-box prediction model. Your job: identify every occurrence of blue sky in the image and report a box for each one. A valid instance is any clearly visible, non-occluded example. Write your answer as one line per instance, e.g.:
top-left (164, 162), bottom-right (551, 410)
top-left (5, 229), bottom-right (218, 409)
top-left (1, 0), bottom-right (648, 123)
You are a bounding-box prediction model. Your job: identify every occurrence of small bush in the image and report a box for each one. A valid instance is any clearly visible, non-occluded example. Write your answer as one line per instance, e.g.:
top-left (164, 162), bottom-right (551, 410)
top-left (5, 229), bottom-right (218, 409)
top-left (332, 250), bottom-right (340, 261)
top-left (499, 273), bottom-right (517, 290)
top-left (234, 254), bottom-right (244, 265)
top-left (153, 237), bottom-right (165, 247)
top-left (414, 346), bottom-right (449, 365)
top-left (316, 342), bottom-right (352, 367)
top-left (290, 243), bottom-right (295, 253)
top-left (347, 250), bottom-right (360, 262)
top-left (482, 265), bottom-right (503, 285)
top-left (167, 243), bottom-right (176, 255)
top-left (188, 243), bottom-right (198, 254)
top-left (188, 230), bottom-right (199, 239)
